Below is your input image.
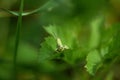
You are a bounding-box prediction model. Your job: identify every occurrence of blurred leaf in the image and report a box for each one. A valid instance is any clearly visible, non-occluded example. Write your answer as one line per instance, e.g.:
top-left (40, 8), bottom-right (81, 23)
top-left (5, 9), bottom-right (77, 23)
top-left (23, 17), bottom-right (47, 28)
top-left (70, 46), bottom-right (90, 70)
top-left (39, 37), bottom-right (56, 62)
top-left (85, 50), bottom-right (102, 75)
top-left (85, 16), bottom-right (104, 75)
top-left (105, 24), bottom-right (120, 62)
top-left (89, 16), bottom-right (103, 49)
top-left (63, 49), bottom-right (84, 65)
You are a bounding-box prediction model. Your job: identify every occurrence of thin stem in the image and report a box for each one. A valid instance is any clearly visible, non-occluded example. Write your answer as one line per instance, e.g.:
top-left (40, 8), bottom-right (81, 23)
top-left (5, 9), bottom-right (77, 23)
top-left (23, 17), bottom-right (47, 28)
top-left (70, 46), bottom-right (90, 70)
top-left (0, 0), bottom-right (57, 17)
top-left (13, 0), bottom-right (24, 80)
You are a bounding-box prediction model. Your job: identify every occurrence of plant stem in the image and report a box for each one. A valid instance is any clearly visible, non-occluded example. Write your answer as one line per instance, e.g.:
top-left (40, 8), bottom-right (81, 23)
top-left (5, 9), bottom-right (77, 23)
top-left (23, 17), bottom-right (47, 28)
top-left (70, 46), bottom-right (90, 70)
top-left (13, 0), bottom-right (24, 80)
top-left (0, 0), bottom-right (57, 17)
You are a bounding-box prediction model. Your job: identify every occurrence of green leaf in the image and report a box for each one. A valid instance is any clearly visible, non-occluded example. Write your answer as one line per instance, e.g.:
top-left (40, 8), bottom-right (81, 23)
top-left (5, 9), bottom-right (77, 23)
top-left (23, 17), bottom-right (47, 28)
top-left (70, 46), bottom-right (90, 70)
top-left (63, 49), bottom-right (84, 65)
top-left (89, 16), bottom-right (103, 49)
top-left (39, 37), bottom-right (56, 62)
top-left (85, 16), bottom-right (105, 75)
top-left (105, 24), bottom-right (120, 62)
top-left (85, 49), bottom-right (102, 75)
top-left (42, 23), bottom-right (90, 65)
top-left (44, 24), bottom-right (79, 48)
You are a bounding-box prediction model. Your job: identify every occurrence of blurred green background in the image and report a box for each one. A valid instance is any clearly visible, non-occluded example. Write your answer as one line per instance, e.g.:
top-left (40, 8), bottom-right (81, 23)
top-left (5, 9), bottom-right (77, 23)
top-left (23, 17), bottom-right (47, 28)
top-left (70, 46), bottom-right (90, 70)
top-left (0, 0), bottom-right (120, 80)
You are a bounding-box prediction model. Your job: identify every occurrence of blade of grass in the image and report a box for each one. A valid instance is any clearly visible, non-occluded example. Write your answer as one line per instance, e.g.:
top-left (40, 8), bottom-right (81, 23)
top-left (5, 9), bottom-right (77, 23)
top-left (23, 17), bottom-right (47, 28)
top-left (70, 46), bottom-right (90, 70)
top-left (13, 0), bottom-right (24, 80)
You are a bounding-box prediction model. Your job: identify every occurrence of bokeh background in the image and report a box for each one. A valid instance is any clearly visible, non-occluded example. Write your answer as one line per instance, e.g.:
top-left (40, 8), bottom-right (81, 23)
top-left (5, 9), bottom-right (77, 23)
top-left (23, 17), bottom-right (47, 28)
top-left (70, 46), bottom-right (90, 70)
top-left (0, 0), bottom-right (120, 80)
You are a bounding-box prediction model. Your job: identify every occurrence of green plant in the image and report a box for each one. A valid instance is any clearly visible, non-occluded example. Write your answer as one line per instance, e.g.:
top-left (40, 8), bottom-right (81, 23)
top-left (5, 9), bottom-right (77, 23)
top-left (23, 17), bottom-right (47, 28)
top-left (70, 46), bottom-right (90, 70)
top-left (38, 16), bottom-right (120, 77)
top-left (13, 0), bottom-right (24, 80)
top-left (1, 0), bottom-right (120, 80)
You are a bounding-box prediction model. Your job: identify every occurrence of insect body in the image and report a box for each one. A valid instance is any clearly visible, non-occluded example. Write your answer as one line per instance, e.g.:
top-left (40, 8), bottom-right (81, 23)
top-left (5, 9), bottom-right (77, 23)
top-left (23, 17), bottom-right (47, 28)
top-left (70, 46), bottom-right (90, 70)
top-left (55, 37), bottom-right (69, 52)
top-left (50, 31), bottom-right (69, 52)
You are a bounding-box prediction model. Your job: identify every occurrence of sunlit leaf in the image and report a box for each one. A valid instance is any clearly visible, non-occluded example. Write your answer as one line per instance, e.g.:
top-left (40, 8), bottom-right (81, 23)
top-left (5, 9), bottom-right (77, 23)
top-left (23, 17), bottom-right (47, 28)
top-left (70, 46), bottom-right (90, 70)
top-left (85, 50), bottom-right (102, 75)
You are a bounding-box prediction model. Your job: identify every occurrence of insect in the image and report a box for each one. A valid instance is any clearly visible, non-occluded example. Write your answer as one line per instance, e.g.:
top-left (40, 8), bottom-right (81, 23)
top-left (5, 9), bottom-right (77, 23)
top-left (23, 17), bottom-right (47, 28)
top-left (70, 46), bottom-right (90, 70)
top-left (52, 32), bottom-right (69, 52)
top-left (55, 37), bottom-right (69, 52)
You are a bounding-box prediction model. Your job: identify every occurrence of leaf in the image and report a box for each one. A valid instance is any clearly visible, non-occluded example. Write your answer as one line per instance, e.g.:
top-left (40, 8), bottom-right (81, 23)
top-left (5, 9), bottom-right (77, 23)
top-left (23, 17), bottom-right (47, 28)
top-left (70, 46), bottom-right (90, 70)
top-left (39, 37), bottom-right (56, 63)
top-left (89, 16), bottom-right (103, 49)
top-left (42, 24), bottom-right (85, 64)
top-left (44, 25), bottom-right (58, 38)
top-left (63, 49), bottom-right (84, 65)
top-left (105, 24), bottom-right (120, 62)
top-left (44, 24), bottom-right (79, 48)
top-left (85, 50), bottom-right (102, 75)
top-left (85, 16), bottom-right (105, 75)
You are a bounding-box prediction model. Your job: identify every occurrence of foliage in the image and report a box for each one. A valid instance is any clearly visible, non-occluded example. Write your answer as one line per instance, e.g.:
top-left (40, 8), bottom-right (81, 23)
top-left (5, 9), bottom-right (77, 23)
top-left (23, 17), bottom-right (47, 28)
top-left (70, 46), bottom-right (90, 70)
top-left (0, 0), bottom-right (120, 80)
